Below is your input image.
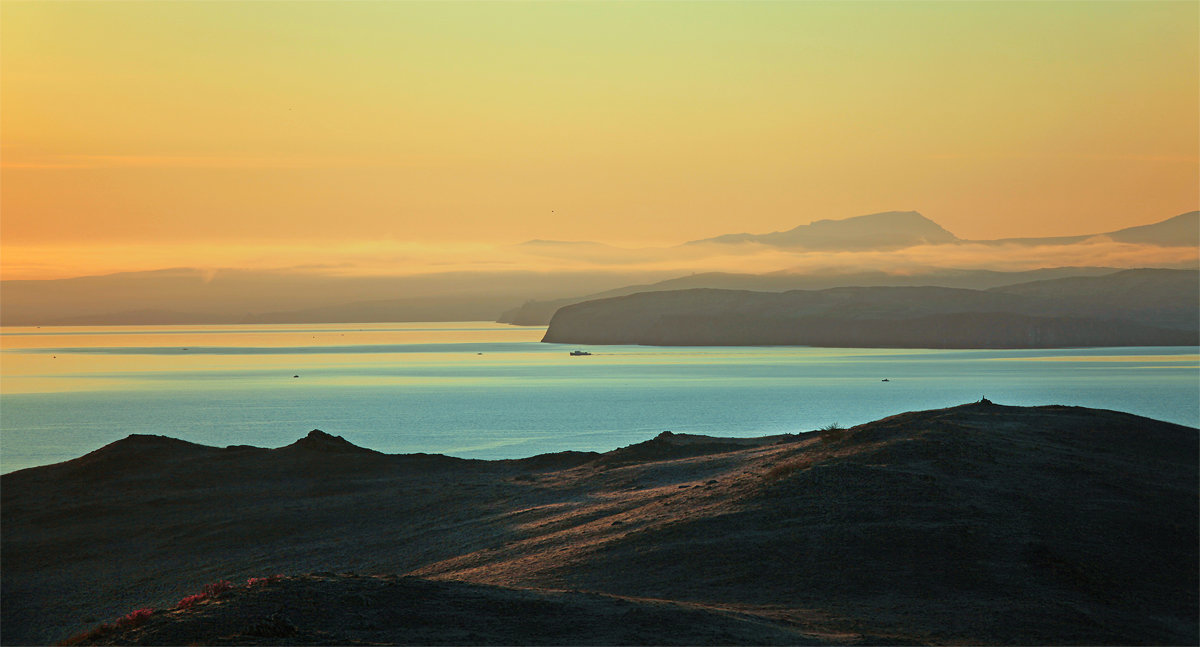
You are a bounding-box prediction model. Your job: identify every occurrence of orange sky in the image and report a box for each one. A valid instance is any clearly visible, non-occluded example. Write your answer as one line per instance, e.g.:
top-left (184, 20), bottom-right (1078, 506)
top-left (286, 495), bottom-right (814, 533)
top-left (2, 0), bottom-right (1197, 279)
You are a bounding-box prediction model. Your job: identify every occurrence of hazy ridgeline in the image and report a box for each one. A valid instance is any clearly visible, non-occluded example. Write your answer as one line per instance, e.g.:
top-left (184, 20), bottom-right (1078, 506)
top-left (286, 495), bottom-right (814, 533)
top-left (2, 211), bottom-right (1196, 328)
top-left (542, 269), bottom-right (1199, 347)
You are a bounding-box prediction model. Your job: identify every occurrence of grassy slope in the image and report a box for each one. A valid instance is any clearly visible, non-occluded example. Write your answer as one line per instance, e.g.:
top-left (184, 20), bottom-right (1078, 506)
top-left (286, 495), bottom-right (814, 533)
top-left (3, 404), bottom-right (1197, 645)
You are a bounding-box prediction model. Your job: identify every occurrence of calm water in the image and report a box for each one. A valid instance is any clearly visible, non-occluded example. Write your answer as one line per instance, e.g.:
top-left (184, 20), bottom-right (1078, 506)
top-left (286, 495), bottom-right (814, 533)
top-left (2, 322), bottom-right (1197, 474)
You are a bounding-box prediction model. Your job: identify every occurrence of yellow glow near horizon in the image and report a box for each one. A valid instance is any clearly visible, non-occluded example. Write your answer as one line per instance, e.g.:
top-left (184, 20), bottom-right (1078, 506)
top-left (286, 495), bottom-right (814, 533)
top-left (2, 0), bottom-right (1197, 279)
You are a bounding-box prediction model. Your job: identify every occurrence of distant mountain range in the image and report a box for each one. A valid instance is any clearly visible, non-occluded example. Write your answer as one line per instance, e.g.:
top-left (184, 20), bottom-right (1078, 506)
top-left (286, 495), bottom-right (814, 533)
top-left (500, 210), bottom-right (1197, 325)
top-left (0, 269), bottom-right (675, 327)
top-left (981, 211), bottom-right (1200, 247)
top-left (498, 266), bottom-right (1125, 326)
top-left (684, 210), bottom-right (1198, 249)
top-left (513, 210), bottom-right (1198, 254)
top-left (686, 210), bottom-right (959, 249)
top-left (541, 269), bottom-right (1199, 348)
top-left (2, 211), bottom-right (1195, 327)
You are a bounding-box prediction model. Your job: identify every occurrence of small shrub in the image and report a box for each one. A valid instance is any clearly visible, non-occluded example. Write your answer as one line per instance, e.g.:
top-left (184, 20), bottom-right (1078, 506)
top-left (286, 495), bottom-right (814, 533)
top-left (203, 580), bottom-right (233, 597)
top-left (115, 608), bottom-right (153, 629)
top-left (175, 593), bottom-right (207, 610)
top-left (818, 422), bottom-right (848, 444)
top-left (175, 580), bottom-right (235, 610)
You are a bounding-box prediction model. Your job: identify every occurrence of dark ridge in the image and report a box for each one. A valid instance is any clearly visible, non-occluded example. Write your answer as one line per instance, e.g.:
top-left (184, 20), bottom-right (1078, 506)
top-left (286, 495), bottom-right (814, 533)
top-left (541, 404), bottom-right (1198, 645)
top-left (827, 400), bottom-right (1189, 447)
top-left (91, 433), bottom-right (211, 454)
top-left (595, 431), bottom-right (775, 466)
top-left (505, 450), bottom-right (601, 471)
top-left (389, 452), bottom-right (482, 471)
top-left (220, 444), bottom-right (268, 454)
top-left (38, 435), bottom-right (220, 482)
top-left (4, 404), bottom-right (1196, 645)
top-left (276, 429), bottom-right (381, 455)
top-left (542, 270), bottom-right (1199, 347)
top-left (496, 266), bottom-right (1128, 327)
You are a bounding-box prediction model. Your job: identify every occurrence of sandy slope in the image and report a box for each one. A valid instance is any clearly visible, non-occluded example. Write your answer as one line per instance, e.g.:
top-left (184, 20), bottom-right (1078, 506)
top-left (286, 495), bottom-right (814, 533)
top-left (3, 402), bottom-right (1196, 645)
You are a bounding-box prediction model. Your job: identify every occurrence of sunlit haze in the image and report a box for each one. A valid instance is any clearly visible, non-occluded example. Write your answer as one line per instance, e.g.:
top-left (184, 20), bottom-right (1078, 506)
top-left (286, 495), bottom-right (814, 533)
top-left (2, 0), bottom-right (1197, 280)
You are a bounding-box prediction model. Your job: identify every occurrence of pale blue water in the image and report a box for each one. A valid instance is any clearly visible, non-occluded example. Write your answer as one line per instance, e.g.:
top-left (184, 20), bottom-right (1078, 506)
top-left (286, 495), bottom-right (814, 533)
top-left (2, 322), bottom-right (1197, 474)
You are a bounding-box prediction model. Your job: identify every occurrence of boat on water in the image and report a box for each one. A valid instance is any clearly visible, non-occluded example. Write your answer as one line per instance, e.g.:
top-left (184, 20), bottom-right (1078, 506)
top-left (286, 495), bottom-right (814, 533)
top-left (570, 350), bottom-right (592, 356)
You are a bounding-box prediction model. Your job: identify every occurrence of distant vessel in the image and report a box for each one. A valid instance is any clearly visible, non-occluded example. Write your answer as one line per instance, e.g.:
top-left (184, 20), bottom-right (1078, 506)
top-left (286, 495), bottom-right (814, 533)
top-left (881, 378), bottom-right (890, 382)
top-left (570, 350), bottom-right (592, 356)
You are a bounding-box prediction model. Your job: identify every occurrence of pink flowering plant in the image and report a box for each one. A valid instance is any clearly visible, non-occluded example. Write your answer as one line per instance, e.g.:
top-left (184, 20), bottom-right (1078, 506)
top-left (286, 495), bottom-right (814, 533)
top-left (115, 608), bottom-right (153, 628)
top-left (174, 579), bottom-right (234, 609)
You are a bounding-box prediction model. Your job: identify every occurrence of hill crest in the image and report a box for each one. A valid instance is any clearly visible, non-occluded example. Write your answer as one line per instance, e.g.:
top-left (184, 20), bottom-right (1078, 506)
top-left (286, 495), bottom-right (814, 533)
top-left (688, 210), bottom-right (959, 249)
top-left (11, 403), bottom-right (1194, 646)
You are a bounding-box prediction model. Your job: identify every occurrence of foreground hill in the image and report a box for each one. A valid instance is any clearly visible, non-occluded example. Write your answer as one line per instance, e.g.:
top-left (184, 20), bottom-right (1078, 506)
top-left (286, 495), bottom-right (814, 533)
top-left (3, 403), bottom-right (1197, 645)
top-left (58, 574), bottom-right (826, 646)
top-left (541, 268), bottom-right (1198, 347)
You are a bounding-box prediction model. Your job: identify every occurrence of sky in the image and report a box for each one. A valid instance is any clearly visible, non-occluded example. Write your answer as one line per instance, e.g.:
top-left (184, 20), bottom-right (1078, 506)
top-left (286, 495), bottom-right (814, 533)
top-left (2, 0), bottom-right (1197, 280)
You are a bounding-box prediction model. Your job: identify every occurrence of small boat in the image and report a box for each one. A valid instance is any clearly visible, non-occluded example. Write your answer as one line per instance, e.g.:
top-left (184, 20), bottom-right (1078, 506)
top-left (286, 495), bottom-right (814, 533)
top-left (881, 378), bottom-right (890, 382)
top-left (570, 350), bottom-right (592, 356)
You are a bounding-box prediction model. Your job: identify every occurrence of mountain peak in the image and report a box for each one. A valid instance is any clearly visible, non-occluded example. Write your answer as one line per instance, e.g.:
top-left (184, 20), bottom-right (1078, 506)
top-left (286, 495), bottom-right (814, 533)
top-left (53, 434), bottom-right (216, 477)
top-left (285, 430), bottom-right (377, 454)
top-left (93, 434), bottom-right (210, 455)
top-left (812, 209), bottom-right (926, 223)
top-left (687, 210), bottom-right (959, 250)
